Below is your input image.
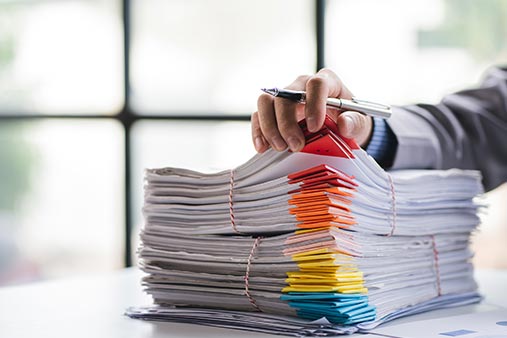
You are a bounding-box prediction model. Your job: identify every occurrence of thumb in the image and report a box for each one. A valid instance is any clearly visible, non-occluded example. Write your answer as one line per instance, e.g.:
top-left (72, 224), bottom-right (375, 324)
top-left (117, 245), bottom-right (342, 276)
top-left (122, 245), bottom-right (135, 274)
top-left (336, 111), bottom-right (373, 147)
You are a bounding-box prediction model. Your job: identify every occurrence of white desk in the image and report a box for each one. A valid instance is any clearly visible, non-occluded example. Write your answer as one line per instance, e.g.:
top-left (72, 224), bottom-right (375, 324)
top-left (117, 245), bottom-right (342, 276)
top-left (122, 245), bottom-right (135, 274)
top-left (0, 268), bottom-right (506, 338)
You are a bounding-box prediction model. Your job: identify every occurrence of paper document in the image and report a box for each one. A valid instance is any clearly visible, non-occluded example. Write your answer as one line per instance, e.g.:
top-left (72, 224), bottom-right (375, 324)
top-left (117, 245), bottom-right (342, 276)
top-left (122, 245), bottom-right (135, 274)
top-left (126, 115), bottom-right (484, 336)
top-left (369, 309), bottom-right (507, 338)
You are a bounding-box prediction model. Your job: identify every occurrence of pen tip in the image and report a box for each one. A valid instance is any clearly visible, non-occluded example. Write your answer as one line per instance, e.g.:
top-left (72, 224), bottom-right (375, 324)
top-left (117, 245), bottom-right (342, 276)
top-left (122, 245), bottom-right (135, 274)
top-left (261, 88), bottom-right (278, 96)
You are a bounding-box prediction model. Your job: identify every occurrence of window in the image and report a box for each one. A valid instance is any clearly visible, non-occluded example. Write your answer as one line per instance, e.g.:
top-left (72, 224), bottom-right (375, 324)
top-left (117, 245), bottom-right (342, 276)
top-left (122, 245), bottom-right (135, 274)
top-left (131, 0), bottom-right (315, 114)
top-left (0, 0), bottom-right (505, 285)
top-left (0, 0), bottom-right (318, 285)
top-left (325, 0), bottom-right (507, 269)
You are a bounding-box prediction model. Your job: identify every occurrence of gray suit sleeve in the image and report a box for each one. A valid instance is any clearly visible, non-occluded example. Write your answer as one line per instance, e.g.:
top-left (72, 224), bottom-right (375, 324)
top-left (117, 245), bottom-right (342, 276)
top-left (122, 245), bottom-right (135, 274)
top-left (386, 66), bottom-right (507, 191)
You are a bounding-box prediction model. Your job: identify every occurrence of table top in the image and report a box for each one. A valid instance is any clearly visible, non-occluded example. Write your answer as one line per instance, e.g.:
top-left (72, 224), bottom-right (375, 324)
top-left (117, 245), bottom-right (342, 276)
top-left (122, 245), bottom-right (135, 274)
top-left (0, 268), bottom-right (506, 338)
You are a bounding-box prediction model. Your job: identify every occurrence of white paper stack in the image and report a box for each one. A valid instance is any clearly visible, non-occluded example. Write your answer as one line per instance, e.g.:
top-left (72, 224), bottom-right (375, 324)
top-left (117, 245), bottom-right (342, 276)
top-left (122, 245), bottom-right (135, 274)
top-left (127, 116), bottom-right (484, 336)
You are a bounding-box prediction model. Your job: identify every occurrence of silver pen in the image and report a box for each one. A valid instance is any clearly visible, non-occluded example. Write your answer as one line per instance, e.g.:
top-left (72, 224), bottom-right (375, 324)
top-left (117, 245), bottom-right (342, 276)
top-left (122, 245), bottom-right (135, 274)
top-left (261, 88), bottom-right (392, 119)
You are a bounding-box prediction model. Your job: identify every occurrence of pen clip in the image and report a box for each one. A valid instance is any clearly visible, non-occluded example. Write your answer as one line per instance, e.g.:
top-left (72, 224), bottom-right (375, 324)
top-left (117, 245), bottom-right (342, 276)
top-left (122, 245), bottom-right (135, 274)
top-left (351, 97), bottom-right (391, 110)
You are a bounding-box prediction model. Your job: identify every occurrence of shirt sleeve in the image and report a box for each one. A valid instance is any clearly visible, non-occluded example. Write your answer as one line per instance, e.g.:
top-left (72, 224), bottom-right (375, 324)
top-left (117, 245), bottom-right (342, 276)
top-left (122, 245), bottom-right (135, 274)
top-left (365, 117), bottom-right (397, 168)
top-left (385, 66), bottom-right (507, 192)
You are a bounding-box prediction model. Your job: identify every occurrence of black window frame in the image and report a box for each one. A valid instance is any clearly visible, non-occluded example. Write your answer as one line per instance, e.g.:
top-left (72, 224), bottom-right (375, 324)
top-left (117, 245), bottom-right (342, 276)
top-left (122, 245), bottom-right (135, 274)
top-left (0, 0), bottom-right (326, 267)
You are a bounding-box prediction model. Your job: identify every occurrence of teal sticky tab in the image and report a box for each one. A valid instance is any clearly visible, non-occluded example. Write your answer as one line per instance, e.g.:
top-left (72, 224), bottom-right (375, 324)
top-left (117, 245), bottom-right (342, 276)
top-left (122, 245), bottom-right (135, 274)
top-left (335, 301), bottom-right (369, 314)
top-left (294, 303), bottom-right (376, 325)
top-left (289, 301), bottom-right (334, 311)
top-left (341, 313), bottom-right (376, 325)
top-left (283, 292), bottom-right (375, 325)
top-left (296, 310), bottom-right (348, 322)
top-left (347, 304), bottom-right (376, 318)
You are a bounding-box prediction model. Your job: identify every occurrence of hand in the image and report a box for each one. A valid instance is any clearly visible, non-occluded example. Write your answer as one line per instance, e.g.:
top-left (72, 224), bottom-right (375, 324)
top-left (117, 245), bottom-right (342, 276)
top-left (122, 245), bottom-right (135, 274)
top-left (251, 68), bottom-right (373, 153)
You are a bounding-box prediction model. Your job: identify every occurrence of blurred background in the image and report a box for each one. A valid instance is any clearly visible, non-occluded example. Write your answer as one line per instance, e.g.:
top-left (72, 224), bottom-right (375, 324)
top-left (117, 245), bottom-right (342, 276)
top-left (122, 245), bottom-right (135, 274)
top-left (0, 0), bottom-right (505, 286)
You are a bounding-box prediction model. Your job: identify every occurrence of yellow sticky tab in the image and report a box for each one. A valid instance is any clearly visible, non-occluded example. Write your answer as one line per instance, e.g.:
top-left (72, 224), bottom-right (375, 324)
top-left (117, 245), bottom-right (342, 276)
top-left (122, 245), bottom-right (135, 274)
top-left (286, 271), bottom-right (363, 279)
top-left (297, 260), bottom-right (338, 268)
top-left (285, 274), bottom-right (364, 285)
top-left (291, 248), bottom-right (333, 259)
top-left (285, 278), bottom-right (364, 285)
top-left (292, 251), bottom-right (347, 261)
top-left (298, 265), bottom-right (358, 273)
top-left (282, 285), bottom-right (368, 293)
top-left (340, 287), bottom-right (368, 294)
top-left (282, 285), bottom-right (365, 293)
top-left (294, 227), bottom-right (330, 235)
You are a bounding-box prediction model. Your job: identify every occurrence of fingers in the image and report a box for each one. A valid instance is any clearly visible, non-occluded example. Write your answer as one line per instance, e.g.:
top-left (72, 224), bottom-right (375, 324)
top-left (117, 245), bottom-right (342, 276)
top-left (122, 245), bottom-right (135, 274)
top-left (336, 111), bottom-right (373, 147)
top-left (251, 111), bottom-right (269, 153)
top-left (305, 68), bottom-right (354, 132)
top-left (273, 75), bottom-right (309, 152)
top-left (254, 75), bottom-right (310, 153)
top-left (253, 69), bottom-right (360, 153)
top-left (257, 93), bottom-right (287, 151)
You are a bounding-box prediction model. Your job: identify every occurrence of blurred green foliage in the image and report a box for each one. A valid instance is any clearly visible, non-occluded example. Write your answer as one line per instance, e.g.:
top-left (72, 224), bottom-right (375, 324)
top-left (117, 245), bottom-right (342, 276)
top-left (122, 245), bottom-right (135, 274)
top-left (0, 35), bottom-right (14, 70)
top-left (0, 6), bottom-right (15, 70)
top-left (0, 124), bottom-right (33, 211)
top-left (418, 0), bottom-right (507, 61)
top-left (0, 6), bottom-right (33, 212)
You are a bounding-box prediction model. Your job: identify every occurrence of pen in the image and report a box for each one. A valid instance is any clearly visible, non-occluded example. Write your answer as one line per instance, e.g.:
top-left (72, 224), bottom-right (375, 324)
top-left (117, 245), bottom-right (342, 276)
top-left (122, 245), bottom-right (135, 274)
top-left (261, 88), bottom-right (392, 119)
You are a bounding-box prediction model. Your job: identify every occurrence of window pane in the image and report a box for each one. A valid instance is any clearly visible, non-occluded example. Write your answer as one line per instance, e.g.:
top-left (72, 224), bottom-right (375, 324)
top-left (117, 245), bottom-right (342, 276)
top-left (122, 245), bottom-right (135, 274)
top-left (131, 120), bottom-right (254, 259)
top-left (131, 0), bottom-right (315, 115)
top-left (0, 1), bottom-right (123, 114)
top-left (0, 120), bottom-right (124, 285)
top-left (325, 0), bottom-right (507, 104)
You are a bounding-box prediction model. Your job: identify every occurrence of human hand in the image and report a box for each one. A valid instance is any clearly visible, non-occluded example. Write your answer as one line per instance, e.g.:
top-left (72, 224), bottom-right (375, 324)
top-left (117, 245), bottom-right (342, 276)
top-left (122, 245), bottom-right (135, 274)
top-left (251, 68), bottom-right (373, 153)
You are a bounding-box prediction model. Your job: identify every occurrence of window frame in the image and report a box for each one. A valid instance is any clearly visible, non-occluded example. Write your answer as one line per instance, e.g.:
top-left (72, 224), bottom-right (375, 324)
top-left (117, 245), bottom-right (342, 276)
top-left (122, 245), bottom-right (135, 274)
top-left (0, 0), bottom-right (326, 266)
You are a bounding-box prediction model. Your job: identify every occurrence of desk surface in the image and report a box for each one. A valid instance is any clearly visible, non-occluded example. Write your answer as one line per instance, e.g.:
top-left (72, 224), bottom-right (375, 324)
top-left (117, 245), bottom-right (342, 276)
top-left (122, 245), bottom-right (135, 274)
top-left (0, 268), bottom-right (506, 338)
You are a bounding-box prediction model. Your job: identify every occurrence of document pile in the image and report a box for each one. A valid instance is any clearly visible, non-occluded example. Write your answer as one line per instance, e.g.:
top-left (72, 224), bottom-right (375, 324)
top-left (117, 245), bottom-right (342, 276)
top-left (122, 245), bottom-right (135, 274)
top-left (127, 116), bottom-right (483, 336)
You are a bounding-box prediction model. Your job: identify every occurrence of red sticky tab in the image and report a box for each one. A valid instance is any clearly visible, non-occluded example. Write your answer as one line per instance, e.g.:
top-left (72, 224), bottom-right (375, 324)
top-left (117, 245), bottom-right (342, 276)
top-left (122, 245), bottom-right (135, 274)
top-left (301, 134), bottom-right (354, 158)
top-left (288, 164), bottom-right (330, 181)
top-left (288, 164), bottom-right (357, 189)
top-left (298, 115), bottom-right (359, 157)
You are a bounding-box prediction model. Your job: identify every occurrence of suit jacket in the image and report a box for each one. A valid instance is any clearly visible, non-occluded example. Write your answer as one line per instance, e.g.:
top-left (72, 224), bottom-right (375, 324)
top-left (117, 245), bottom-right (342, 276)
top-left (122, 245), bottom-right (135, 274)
top-left (387, 66), bottom-right (507, 191)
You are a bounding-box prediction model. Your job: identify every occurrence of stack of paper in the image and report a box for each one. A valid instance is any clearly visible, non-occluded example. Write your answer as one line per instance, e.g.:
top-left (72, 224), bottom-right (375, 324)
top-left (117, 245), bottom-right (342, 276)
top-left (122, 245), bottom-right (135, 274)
top-left (127, 116), bottom-right (483, 336)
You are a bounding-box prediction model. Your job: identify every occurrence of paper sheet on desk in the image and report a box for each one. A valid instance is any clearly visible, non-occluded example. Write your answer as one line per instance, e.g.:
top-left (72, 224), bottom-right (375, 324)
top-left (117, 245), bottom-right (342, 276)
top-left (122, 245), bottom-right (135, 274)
top-left (368, 308), bottom-right (507, 338)
top-left (126, 292), bottom-right (482, 337)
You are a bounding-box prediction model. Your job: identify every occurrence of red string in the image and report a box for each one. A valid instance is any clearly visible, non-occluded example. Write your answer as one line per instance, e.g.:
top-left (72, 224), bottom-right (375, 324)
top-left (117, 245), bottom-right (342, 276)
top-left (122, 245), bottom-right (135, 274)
top-left (431, 235), bottom-right (442, 296)
top-left (386, 173), bottom-right (397, 236)
top-left (244, 236), bottom-right (263, 311)
top-left (229, 169), bottom-right (241, 234)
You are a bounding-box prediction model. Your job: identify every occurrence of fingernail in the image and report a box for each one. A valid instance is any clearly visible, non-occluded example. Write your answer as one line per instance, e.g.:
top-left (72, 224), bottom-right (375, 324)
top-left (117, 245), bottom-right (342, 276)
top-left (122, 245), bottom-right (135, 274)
top-left (287, 136), bottom-right (302, 152)
top-left (254, 137), bottom-right (264, 151)
top-left (272, 137), bottom-right (287, 151)
top-left (307, 116), bottom-right (317, 131)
